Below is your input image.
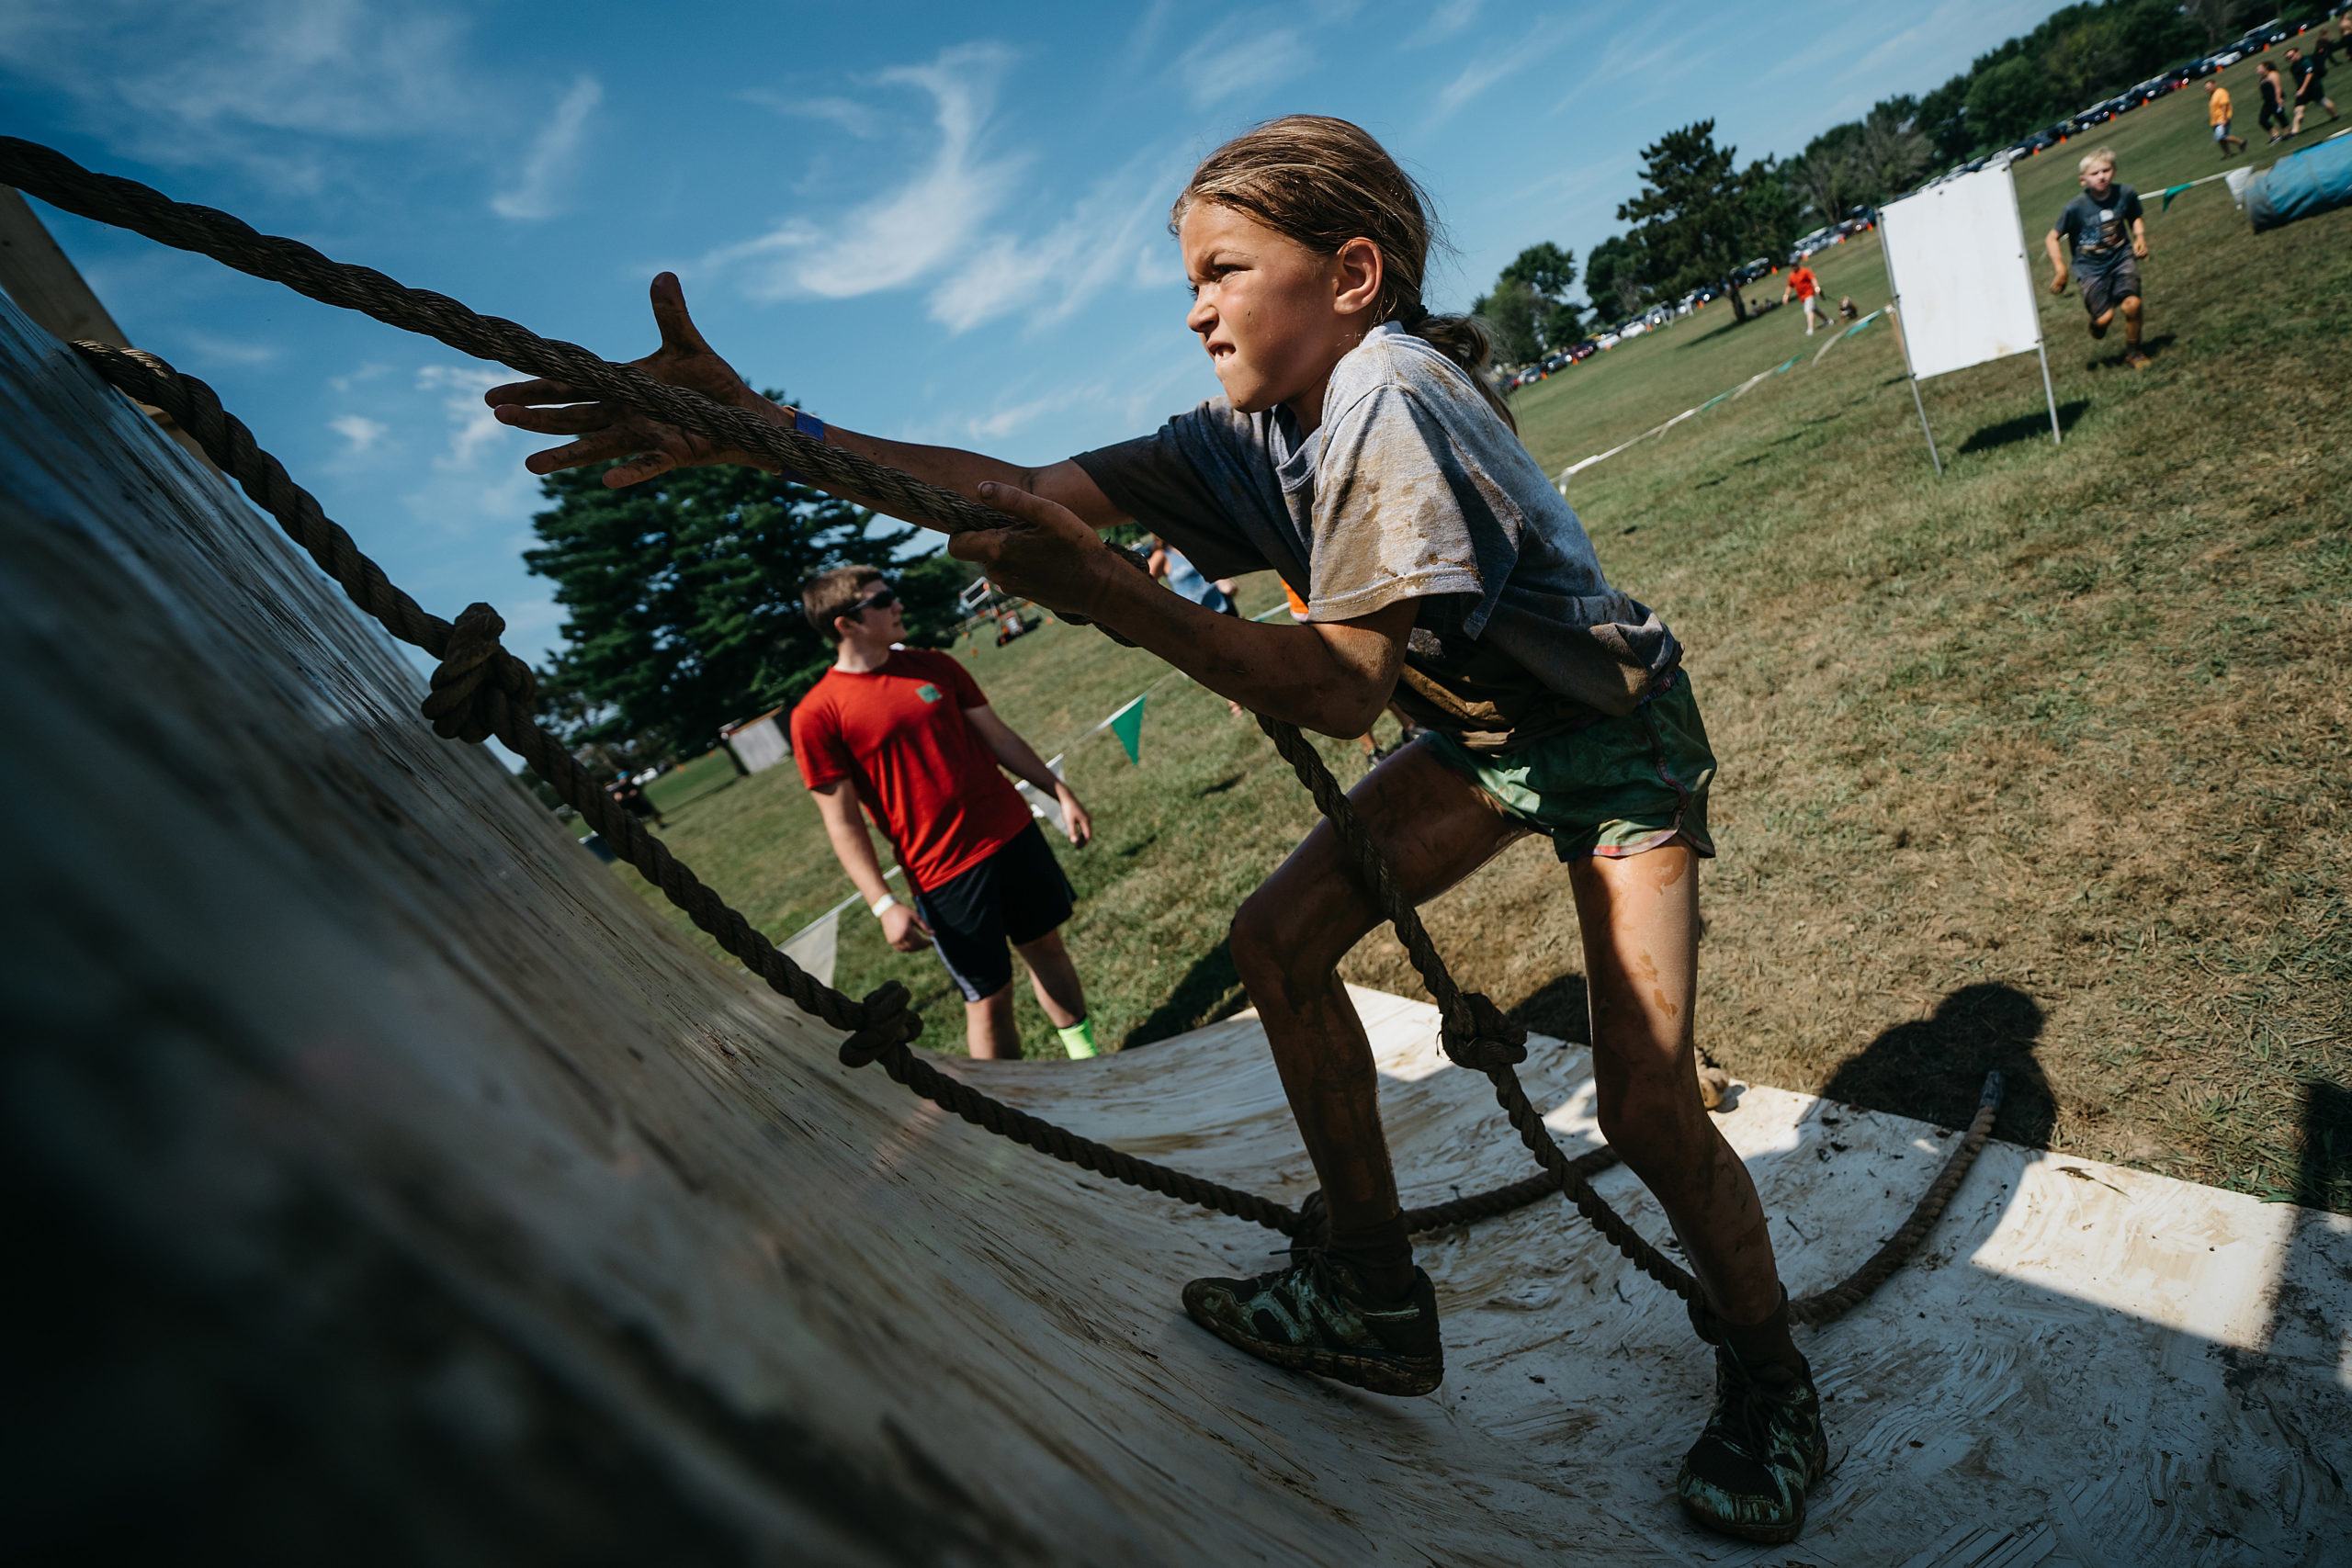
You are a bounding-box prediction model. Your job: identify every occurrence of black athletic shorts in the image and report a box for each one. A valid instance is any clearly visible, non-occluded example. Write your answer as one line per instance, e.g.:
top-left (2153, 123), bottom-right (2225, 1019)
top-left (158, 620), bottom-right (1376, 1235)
top-left (912, 821), bottom-right (1076, 1001)
top-left (2080, 258), bottom-right (2141, 319)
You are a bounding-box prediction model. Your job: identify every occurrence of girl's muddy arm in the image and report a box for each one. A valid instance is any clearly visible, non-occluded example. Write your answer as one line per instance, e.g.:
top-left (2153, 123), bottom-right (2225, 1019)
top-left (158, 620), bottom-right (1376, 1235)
top-left (486, 274), bottom-right (1130, 527)
top-left (959, 480), bottom-right (1413, 738)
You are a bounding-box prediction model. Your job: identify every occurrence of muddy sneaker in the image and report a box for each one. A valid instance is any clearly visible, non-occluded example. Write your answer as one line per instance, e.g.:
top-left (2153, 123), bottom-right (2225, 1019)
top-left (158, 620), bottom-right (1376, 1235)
top-left (1677, 1344), bottom-right (1828, 1543)
top-left (2124, 349), bottom-right (2152, 370)
top-left (1182, 1252), bottom-right (1442, 1396)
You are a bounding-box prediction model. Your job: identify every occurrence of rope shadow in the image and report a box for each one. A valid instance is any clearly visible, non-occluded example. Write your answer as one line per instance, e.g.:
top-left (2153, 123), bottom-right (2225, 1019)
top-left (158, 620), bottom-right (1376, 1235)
top-left (1818, 983), bottom-right (2053, 1147)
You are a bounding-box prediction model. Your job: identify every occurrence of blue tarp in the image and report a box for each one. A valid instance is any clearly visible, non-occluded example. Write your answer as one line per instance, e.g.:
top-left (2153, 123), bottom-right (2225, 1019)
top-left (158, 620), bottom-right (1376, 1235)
top-left (2247, 133), bottom-right (2352, 231)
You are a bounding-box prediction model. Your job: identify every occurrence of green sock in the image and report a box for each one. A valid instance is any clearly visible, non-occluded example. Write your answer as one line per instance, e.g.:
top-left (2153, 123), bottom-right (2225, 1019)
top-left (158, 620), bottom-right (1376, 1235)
top-left (1055, 1017), bottom-right (1098, 1060)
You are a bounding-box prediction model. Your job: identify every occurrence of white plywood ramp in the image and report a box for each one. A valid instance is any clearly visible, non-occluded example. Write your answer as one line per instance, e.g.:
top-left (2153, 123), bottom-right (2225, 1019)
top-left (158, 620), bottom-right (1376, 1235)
top-left (982, 993), bottom-right (2352, 1564)
top-left (4, 291), bottom-right (2346, 1565)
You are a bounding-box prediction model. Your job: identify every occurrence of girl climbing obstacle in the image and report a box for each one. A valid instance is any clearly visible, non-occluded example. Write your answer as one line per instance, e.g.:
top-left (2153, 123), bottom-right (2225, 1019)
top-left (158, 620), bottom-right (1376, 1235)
top-left (486, 115), bottom-right (1824, 1546)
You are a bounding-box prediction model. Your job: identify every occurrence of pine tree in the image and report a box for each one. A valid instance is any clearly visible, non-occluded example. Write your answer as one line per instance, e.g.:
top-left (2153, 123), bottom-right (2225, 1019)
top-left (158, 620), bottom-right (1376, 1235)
top-left (1616, 122), bottom-right (1798, 323)
top-left (523, 402), bottom-right (970, 759)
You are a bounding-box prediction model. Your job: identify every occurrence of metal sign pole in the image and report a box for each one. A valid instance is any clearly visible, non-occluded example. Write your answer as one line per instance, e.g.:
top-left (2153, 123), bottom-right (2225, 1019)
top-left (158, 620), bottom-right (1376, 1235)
top-left (1877, 213), bottom-right (1940, 474)
top-left (2004, 161), bottom-right (2064, 448)
top-left (2036, 342), bottom-right (2063, 446)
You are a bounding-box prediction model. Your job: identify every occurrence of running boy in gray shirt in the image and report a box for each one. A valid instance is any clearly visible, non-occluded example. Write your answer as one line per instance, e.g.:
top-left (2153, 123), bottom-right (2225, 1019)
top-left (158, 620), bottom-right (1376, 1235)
top-left (2046, 145), bottom-right (2151, 369)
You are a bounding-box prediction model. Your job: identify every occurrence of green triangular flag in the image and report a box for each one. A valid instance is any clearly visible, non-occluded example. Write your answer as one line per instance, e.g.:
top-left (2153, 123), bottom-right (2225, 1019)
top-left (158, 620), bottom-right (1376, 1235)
top-left (2160, 182), bottom-right (2191, 211)
top-left (1106, 695), bottom-right (1146, 764)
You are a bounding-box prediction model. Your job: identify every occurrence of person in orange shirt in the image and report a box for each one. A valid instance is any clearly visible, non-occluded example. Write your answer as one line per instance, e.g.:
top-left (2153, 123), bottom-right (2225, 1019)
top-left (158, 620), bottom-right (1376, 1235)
top-left (1781, 262), bottom-right (1824, 335)
top-left (2206, 78), bottom-right (2246, 156)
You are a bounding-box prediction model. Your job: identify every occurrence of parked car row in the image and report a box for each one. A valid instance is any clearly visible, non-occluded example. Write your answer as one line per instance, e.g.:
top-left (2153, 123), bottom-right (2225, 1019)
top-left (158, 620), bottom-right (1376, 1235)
top-left (1905, 15), bottom-right (2334, 196)
top-left (1788, 212), bottom-right (1875, 265)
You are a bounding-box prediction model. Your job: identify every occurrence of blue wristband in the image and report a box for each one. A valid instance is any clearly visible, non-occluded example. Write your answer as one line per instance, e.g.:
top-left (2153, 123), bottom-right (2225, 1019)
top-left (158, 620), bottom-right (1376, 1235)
top-left (779, 408), bottom-right (826, 488)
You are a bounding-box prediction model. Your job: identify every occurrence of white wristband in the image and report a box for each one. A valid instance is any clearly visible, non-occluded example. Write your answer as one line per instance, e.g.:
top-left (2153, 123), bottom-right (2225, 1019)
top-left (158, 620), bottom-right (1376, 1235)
top-left (869, 894), bottom-right (900, 919)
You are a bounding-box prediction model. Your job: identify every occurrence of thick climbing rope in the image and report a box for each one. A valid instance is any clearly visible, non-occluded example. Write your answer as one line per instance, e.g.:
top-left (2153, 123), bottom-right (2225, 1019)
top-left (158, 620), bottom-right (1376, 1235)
top-left (12, 136), bottom-right (2003, 1326)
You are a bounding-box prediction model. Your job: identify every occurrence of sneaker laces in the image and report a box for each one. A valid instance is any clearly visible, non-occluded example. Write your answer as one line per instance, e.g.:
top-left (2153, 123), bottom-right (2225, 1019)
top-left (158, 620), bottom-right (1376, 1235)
top-left (1714, 1350), bottom-right (1797, 1452)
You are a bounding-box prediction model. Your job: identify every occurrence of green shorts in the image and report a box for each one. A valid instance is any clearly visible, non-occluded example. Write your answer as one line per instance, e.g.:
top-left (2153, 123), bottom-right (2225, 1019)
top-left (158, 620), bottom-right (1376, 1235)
top-left (1421, 672), bottom-right (1717, 861)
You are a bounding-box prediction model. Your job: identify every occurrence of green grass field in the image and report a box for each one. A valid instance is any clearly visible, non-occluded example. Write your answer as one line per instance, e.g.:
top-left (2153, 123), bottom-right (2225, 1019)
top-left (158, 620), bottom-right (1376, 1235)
top-left (594, 59), bottom-right (2349, 1213)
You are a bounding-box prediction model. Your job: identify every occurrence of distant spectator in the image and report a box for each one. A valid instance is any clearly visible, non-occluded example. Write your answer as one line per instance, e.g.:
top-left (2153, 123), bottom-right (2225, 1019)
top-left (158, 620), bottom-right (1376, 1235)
top-left (608, 772), bottom-right (665, 829)
top-left (2288, 46), bottom-right (2338, 136)
top-left (1151, 536), bottom-right (1246, 716)
top-left (1781, 262), bottom-right (1826, 335)
top-left (1147, 535), bottom-right (1238, 616)
top-left (1837, 295), bottom-right (1860, 321)
top-left (2045, 146), bottom-right (2151, 370)
top-left (791, 565), bottom-right (1101, 1061)
top-left (2258, 61), bottom-right (2291, 143)
top-left (2206, 79), bottom-right (2247, 156)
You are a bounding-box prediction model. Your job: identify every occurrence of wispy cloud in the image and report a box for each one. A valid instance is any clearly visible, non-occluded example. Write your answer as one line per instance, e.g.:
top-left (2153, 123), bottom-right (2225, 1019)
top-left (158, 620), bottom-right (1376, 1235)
top-left (1407, 0), bottom-right (1483, 48)
top-left (1427, 17), bottom-right (1579, 127)
top-left (1171, 18), bottom-right (1314, 107)
top-left (327, 363), bottom-right (395, 395)
top-left (175, 329), bottom-right (278, 367)
top-left (741, 91), bottom-right (886, 138)
top-left (0, 0), bottom-right (479, 188)
top-left (329, 413), bottom-right (389, 455)
top-left (415, 364), bottom-right (513, 469)
top-left (492, 74), bottom-right (601, 220)
top-left (707, 43), bottom-right (1023, 302)
top-left (928, 151), bottom-right (1186, 334)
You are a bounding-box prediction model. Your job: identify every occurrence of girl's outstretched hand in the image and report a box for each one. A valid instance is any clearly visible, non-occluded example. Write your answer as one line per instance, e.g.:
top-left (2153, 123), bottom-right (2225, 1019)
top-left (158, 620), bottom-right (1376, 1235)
top-left (483, 272), bottom-right (785, 487)
top-left (959, 481), bottom-right (1125, 621)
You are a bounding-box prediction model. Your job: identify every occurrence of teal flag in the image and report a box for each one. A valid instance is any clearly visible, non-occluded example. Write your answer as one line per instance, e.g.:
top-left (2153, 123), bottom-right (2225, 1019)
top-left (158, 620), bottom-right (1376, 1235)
top-left (2160, 182), bottom-right (2191, 211)
top-left (1107, 695), bottom-right (1147, 763)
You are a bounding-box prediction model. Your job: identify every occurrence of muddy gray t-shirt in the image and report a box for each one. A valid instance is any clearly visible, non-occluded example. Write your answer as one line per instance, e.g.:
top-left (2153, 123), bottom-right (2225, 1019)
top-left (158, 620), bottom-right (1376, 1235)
top-left (1072, 323), bottom-right (1679, 750)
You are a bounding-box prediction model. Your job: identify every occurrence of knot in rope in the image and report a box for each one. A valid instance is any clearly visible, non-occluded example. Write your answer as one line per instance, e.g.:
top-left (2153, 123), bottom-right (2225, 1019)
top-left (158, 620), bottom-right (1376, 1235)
top-left (838, 981), bottom-right (922, 1068)
top-left (1438, 990), bottom-right (1527, 1073)
top-left (421, 603), bottom-right (537, 744)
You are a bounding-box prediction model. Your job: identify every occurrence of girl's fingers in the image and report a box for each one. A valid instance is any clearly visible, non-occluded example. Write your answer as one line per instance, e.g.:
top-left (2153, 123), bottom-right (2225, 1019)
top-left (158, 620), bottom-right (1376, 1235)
top-left (976, 479), bottom-right (1050, 519)
top-left (605, 450), bottom-right (679, 488)
top-left (494, 400), bottom-right (621, 435)
top-left (483, 377), bottom-right (593, 407)
top-left (525, 438), bottom-right (613, 475)
top-left (525, 425), bottom-right (663, 475)
top-left (649, 272), bottom-right (714, 355)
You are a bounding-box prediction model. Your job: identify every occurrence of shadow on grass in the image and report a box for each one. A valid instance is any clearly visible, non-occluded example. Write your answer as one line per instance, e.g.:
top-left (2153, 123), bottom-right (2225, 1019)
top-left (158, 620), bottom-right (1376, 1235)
top-left (655, 775), bottom-right (741, 816)
top-left (2289, 1079), bottom-right (2352, 1213)
top-left (1675, 312), bottom-right (1774, 351)
top-left (1956, 400), bottom-right (2089, 456)
top-left (1118, 937), bottom-right (1250, 1051)
top-left (1819, 982), bottom-right (2056, 1147)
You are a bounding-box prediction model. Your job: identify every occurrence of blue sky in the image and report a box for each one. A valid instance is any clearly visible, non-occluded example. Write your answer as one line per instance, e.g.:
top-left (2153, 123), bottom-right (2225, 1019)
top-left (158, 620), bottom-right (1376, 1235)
top-left (2, 0), bottom-right (2075, 668)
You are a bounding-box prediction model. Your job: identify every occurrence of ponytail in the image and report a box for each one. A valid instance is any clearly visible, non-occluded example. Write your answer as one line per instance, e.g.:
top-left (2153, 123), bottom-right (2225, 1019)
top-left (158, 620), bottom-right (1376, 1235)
top-left (1397, 303), bottom-right (1515, 434)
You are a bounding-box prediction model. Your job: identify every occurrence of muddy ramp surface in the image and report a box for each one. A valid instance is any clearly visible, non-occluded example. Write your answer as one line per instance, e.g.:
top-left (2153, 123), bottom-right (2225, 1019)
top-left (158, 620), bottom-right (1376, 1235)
top-left (0, 299), bottom-right (1666, 1564)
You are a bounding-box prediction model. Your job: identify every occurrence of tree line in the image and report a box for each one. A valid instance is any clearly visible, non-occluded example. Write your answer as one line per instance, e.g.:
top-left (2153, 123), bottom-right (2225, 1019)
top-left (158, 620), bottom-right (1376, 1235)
top-left (1467, 0), bottom-right (2324, 358)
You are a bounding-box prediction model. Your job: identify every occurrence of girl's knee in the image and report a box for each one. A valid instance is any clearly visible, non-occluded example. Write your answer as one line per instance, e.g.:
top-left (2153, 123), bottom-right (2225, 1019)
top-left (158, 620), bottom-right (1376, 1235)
top-left (1228, 892), bottom-right (1293, 983)
top-left (1594, 1063), bottom-right (1706, 1147)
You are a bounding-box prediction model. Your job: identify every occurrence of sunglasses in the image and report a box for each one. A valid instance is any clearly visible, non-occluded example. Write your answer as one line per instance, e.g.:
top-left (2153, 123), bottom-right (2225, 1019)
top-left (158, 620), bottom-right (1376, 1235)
top-left (851, 585), bottom-right (898, 615)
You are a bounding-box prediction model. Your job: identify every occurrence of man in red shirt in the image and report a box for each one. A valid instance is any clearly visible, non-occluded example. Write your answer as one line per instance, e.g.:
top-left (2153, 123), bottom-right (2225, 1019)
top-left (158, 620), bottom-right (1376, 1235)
top-left (1781, 263), bottom-right (1825, 335)
top-left (790, 564), bottom-right (1099, 1059)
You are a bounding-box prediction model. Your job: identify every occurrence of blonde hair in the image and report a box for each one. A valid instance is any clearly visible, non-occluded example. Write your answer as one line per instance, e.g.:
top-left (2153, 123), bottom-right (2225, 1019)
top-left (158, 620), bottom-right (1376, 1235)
top-left (2078, 146), bottom-right (2117, 175)
top-left (1172, 115), bottom-right (1515, 432)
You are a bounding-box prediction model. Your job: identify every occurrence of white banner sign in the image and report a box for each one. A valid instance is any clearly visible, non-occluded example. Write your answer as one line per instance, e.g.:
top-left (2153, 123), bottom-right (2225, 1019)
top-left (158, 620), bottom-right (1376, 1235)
top-left (1879, 164), bottom-right (2042, 381)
